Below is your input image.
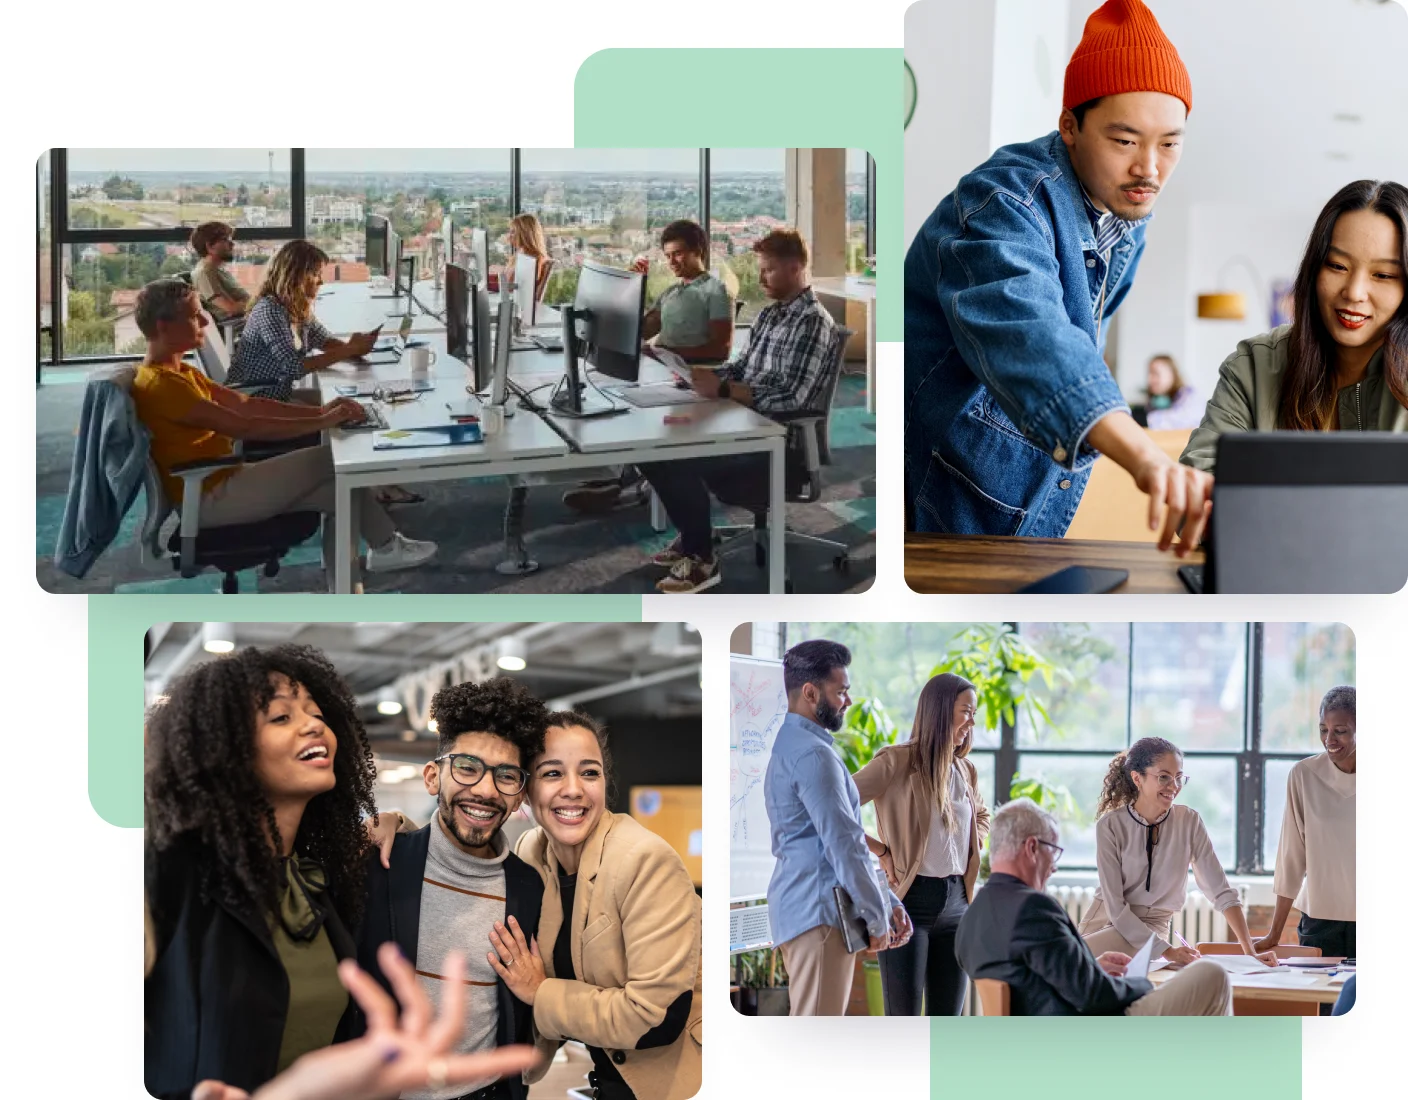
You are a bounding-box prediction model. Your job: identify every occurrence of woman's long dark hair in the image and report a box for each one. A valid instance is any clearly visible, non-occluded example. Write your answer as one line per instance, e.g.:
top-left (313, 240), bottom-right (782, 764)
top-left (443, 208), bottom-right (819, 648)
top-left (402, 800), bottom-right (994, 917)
top-left (145, 644), bottom-right (377, 924)
top-left (1281, 179), bottom-right (1408, 430)
top-left (907, 673), bottom-right (976, 833)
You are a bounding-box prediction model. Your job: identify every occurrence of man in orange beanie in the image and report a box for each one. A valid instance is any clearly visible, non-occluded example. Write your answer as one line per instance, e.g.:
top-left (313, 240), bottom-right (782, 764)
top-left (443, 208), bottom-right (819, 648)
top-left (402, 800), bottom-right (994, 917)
top-left (905, 0), bottom-right (1211, 559)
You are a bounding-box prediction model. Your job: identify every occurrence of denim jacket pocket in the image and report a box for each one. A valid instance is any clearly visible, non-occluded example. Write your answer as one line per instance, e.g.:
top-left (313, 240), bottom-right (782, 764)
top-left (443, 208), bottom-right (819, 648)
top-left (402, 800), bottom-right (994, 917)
top-left (915, 447), bottom-right (1027, 536)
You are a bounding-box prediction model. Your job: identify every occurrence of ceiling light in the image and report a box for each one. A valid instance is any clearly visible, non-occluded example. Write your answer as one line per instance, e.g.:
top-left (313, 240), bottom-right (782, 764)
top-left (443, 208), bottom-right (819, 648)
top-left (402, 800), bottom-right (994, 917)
top-left (202, 623), bottom-right (235, 654)
top-left (377, 687), bottom-right (404, 716)
top-left (497, 636), bottom-right (527, 672)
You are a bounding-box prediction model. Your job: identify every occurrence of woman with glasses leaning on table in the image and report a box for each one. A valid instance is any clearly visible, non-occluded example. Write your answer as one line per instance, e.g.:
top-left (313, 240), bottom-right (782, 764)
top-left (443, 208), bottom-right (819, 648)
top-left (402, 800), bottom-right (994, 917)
top-left (1078, 737), bottom-right (1279, 968)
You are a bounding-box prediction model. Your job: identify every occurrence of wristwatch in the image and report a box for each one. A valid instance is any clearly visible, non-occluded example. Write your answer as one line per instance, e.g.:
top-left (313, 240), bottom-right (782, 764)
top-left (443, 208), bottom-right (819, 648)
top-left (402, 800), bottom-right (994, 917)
top-left (717, 378), bottom-right (732, 401)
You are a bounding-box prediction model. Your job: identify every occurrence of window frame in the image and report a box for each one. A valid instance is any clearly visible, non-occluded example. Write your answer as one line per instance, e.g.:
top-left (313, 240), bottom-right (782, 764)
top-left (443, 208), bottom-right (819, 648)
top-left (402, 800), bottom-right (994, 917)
top-left (40, 148), bottom-right (875, 371)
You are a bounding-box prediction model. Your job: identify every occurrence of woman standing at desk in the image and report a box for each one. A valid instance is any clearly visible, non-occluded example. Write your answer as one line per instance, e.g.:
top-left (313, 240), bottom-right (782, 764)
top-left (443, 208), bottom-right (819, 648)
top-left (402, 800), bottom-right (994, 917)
top-left (852, 673), bottom-right (990, 1016)
top-left (504, 214), bottom-right (552, 302)
top-left (489, 712), bottom-right (701, 1100)
top-left (1080, 737), bottom-right (1278, 967)
top-left (1255, 686), bottom-right (1356, 963)
top-left (228, 240), bottom-right (378, 403)
top-left (1181, 179), bottom-right (1407, 473)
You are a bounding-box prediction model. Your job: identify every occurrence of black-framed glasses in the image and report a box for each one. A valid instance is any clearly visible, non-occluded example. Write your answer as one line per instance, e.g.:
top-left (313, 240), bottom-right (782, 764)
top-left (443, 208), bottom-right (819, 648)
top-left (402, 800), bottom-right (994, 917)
top-left (1036, 839), bottom-right (1064, 862)
top-left (434, 753), bottom-right (528, 795)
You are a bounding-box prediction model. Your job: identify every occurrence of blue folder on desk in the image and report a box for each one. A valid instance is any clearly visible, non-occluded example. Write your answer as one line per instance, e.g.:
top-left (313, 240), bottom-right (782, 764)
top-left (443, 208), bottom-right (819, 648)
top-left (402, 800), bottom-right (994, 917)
top-left (372, 424), bottom-right (482, 450)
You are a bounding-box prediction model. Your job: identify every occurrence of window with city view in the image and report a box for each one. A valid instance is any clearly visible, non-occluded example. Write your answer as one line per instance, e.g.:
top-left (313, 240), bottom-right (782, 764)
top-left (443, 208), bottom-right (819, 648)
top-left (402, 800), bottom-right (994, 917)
top-left (519, 149), bottom-right (701, 308)
top-left (708, 148), bottom-right (785, 323)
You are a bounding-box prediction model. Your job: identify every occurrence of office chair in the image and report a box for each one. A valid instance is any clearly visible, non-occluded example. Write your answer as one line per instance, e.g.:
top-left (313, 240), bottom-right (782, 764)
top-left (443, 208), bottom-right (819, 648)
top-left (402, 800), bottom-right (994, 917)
top-left (711, 328), bottom-right (854, 590)
top-left (92, 370), bottom-right (321, 594)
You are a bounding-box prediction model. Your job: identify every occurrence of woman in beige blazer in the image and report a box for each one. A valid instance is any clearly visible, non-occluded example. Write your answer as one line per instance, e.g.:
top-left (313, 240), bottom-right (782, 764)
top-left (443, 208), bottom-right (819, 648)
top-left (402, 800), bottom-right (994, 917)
top-left (853, 673), bottom-right (990, 1016)
top-left (488, 711), bottom-right (701, 1100)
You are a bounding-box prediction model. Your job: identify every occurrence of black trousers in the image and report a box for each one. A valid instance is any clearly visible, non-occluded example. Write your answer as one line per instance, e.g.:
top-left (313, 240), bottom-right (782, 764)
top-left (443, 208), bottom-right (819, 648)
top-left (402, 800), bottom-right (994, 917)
top-left (879, 873), bottom-right (969, 1016)
top-left (1298, 915), bottom-right (1355, 1016)
top-left (638, 454), bottom-right (769, 558)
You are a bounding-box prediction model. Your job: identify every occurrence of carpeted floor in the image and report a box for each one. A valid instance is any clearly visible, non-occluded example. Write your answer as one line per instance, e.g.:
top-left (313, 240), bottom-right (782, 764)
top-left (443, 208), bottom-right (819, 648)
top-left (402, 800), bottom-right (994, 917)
top-left (37, 369), bottom-right (875, 595)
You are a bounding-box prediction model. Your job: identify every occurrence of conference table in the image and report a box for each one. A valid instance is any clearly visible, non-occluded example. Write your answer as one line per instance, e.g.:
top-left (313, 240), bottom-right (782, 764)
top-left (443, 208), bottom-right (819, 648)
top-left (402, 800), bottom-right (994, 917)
top-left (1148, 958), bottom-right (1348, 1015)
top-left (904, 533), bottom-right (1203, 594)
top-left (811, 275), bottom-right (877, 413)
top-left (311, 281), bottom-right (787, 594)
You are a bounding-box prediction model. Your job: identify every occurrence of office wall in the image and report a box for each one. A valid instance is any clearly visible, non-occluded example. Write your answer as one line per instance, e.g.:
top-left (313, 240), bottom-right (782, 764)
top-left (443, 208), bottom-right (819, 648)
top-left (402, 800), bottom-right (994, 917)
top-left (602, 715), bottom-right (702, 815)
top-left (989, 0), bottom-right (1069, 153)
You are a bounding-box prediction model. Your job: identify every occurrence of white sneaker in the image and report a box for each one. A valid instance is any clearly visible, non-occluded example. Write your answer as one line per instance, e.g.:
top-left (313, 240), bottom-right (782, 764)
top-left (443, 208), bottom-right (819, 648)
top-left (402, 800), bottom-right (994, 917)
top-left (365, 533), bottom-right (438, 573)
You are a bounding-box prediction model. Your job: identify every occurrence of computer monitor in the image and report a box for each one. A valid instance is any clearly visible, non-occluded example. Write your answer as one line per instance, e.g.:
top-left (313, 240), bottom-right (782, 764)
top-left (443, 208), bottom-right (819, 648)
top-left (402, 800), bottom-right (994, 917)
top-left (573, 261), bottom-right (645, 382)
top-left (490, 295), bottom-right (514, 407)
top-left (472, 228), bottom-right (488, 287)
top-left (473, 284), bottom-right (493, 394)
top-left (366, 215), bottom-right (390, 277)
top-left (446, 262), bottom-right (469, 362)
top-left (514, 253), bottom-right (538, 327)
top-left (442, 215), bottom-right (455, 268)
top-left (1188, 432), bottom-right (1408, 594)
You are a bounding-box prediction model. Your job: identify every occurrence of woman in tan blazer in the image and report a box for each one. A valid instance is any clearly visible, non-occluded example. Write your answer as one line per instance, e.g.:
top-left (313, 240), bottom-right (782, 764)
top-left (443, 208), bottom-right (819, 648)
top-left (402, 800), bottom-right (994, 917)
top-left (488, 711), bottom-right (701, 1100)
top-left (853, 673), bottom-right (990, 1016)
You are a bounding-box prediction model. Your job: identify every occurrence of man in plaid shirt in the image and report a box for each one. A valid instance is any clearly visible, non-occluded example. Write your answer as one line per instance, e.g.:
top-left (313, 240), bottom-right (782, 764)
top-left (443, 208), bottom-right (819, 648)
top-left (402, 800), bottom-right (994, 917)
top-left (640, 229), bottom-right (840, 594)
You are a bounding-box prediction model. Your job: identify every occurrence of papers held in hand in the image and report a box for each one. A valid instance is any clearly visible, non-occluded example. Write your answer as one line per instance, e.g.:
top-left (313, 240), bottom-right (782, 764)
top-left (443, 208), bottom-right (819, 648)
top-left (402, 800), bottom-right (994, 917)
top-left (833, 865), bottom-right (893, 955)
top-left (1126, 933), bottom-right (1158, 980)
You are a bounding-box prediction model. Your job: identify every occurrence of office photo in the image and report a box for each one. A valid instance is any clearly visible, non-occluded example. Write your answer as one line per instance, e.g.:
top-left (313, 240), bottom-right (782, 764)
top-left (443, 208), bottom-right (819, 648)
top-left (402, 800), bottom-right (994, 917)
top-left (729, 620), bottom-right (1355, 1017)
top-left (903, 0), bottom-right (1408, 595)
top-left (40, 147), bottom-right (877, 596)
top-left (143, 620), bottom-right (703, 1100)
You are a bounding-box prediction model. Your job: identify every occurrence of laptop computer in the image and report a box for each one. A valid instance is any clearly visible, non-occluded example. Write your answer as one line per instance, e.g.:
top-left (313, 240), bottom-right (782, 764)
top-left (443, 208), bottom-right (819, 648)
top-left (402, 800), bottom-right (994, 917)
top-left (1178, 432), bottom-right (1408, 594)
top-left (372, 313), bottom-right (427, 358)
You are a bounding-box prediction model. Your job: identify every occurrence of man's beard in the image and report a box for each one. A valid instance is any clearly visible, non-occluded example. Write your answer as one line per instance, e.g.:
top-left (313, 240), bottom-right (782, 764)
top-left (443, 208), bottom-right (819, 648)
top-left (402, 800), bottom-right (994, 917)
top-left (814, 697), bottom-right (846, 732)
top-left (438, 788), bottom-right (505, 852)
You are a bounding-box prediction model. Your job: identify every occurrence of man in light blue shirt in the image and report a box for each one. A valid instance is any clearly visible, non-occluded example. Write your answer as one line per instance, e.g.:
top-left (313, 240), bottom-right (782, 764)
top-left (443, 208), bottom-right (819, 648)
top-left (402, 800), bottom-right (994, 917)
top-left (764, 639), bottom-right (911, 1014)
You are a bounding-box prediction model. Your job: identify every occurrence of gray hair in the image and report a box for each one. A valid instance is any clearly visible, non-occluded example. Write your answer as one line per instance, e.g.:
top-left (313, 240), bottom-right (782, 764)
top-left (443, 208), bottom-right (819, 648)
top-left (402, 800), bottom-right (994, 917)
top-left (135, 278), bottom-right (196, 338)
top-left (989, 797), bottom-right (1058, 859)
top-left (1320, 685), bottom-right (1355, 720)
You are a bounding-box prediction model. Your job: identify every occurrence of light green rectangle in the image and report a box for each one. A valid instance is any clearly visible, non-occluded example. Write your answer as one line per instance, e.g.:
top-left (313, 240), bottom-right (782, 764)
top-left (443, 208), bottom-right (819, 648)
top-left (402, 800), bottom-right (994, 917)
top-left (90, 595), bottom-right (641, 828)
top-left (574, 48), bottom-right (901, 341)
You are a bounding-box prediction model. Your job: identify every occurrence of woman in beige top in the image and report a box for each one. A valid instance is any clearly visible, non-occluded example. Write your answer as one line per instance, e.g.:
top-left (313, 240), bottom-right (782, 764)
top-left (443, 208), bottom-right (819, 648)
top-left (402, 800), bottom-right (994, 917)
top-left (853, 673), bottom-right (990, 1016)
top-left (1080, 736), bottom-right (1278, 967)
top-left (1254, 686), bottom-right (1356, 962)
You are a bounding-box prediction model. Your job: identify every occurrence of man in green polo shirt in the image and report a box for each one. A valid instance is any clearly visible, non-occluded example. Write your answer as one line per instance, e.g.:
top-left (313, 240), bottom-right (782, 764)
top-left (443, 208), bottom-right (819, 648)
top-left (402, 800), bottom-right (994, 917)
top-left (190, 220), bottom-right (251, 323)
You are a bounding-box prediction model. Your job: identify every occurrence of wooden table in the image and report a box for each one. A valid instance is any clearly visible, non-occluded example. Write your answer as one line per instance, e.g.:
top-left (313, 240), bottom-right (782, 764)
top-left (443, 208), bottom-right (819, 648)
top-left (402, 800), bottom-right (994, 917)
top-left (904, 533), bottom-right (1202, 594)
top-left (1149, 960), bottom-right (1347, 1015)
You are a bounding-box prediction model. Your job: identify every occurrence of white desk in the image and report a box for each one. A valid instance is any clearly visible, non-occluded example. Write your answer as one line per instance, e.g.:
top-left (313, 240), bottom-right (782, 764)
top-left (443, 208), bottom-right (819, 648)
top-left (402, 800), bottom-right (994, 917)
top-left (315, 281), bottom-right (445, 336)
top-left (316, 335), bottom-right (788, 593)
top-left (811, 275), bottom-right (877, 413)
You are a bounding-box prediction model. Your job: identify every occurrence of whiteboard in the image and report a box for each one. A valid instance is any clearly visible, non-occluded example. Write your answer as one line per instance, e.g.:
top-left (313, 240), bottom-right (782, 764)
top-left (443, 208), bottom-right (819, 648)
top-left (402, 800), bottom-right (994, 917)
top-left (730, 655), bottom-right (787, 902)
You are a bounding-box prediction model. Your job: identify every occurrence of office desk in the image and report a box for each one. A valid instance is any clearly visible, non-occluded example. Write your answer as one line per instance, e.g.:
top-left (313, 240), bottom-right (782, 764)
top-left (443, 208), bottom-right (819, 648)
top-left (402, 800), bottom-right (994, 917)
top-left (410, 280), bottom-right (562, 329)
top-left (315, 281), bottom-right (446, 336)
top-left (1148, 961), bottom-right (1346, 1014)
top-left (904, 533), bottom-right (1201, 594)
top-left (811, 275), bottom-right (877, 413)
top-left (317, 339), bottom-right (788, 593)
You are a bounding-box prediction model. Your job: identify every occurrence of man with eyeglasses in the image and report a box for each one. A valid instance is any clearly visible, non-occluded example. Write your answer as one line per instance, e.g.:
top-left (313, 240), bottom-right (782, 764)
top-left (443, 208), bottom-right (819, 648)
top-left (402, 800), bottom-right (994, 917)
top-left (348, 677), bottom-right (549, 1100)
top-left (955, 798), bottom-right (1233, 1015)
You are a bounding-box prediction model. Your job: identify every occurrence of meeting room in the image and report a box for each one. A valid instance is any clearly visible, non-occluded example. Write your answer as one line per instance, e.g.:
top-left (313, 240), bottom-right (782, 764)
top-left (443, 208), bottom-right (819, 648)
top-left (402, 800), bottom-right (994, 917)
top-left (729, 620), bottom-right (1356, 1017)
top-left (143, 619), bottom-right (703, 1100)
top-left (902, 0), bottom-right (1408, 595)
top-left (39, 147), bottom-right (877, 596)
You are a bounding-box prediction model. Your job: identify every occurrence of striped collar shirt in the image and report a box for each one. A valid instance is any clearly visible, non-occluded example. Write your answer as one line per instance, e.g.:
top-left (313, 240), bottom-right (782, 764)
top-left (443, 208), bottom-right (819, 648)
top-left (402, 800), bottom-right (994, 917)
top-left (1080, 186), bottom-right (1150, 258)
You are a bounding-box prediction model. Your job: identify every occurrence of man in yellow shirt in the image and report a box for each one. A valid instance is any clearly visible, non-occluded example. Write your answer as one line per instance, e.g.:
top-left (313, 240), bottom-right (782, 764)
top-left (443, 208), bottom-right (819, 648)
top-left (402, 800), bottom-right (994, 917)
top-left (131, 278), bottom-right (437, 574)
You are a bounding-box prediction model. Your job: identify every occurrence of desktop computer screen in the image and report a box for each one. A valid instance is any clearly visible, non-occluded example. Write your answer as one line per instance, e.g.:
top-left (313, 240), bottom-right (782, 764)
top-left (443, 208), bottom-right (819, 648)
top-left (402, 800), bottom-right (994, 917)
top-left (514, 254), bottom-right (538, 327)
top-left (574, 261), bottom-right (645, 382)
top-left (472, 228), bottom-right (488, 287)
top-left (366, 215), bottom-right (390, 277)
top-left (446, 262), bottom-right (469, 362)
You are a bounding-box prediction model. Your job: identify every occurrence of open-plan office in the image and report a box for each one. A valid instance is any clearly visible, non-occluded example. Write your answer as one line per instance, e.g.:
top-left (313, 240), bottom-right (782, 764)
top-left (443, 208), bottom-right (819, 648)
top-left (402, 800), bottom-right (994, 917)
top-left (37, 148), bottom-right (877, 595)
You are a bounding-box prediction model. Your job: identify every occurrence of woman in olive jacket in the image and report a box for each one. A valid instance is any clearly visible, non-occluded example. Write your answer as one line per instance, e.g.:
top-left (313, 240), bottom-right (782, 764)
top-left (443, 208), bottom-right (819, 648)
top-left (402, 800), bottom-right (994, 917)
top-left (1183, 179), bottom-right (1407, 473)
top-left (853, 673), bottom-right (991, 1016)
top-left (490, 711), bottom-right (701, 1100)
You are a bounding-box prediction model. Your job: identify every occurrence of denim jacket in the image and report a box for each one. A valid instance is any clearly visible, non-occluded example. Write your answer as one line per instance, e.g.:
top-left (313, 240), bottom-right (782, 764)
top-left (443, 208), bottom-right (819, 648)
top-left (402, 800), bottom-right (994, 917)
top-left (54, 367), bottom-right (150, 578)
top-left (905, 132), bottom-right (1142, 537)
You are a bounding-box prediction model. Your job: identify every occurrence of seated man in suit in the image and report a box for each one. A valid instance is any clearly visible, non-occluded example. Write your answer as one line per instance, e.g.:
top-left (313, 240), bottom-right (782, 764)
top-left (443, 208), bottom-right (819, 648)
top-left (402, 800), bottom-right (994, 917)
top-left (349, 677), bottom-right (549, 1100)
top-left (639, 228), bottom-right (841, 594)
top-left (955, 798), bottom-right (1232, 1015)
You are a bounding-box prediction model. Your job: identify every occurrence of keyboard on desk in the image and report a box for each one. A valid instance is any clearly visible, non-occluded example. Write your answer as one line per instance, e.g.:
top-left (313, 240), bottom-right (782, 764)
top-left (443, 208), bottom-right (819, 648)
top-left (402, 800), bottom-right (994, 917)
top-left (342, 402), bottom-right (388, 431)
top-left (615, 384), bottom-right (712, 408)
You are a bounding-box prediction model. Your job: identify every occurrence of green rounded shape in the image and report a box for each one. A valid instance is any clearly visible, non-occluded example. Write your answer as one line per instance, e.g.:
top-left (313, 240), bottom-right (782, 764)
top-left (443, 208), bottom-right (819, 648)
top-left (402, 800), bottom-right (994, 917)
top-left (903, 59), bottom-right (917, 130)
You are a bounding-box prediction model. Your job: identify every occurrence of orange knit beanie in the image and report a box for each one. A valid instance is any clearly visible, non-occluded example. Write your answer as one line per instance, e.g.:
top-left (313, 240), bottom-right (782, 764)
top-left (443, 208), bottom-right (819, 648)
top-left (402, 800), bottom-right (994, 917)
top-left (1063, 0), bottom-right (1192, 114)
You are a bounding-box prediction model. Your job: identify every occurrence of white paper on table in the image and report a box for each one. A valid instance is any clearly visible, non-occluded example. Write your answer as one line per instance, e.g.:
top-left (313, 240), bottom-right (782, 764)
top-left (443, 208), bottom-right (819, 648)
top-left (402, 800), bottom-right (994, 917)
top-left (1147, 957), bottom-right (1171, 974)
top-left (1232, 971), bottom-right (1321, 988)
top-left (1127, 933), bottom-right (1157, 979)
top-left (1202, 954), bottom-right (1283, 974)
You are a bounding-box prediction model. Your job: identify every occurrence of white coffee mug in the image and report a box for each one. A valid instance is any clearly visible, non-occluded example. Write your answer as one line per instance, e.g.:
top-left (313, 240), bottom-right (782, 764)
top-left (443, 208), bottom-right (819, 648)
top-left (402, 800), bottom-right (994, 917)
top-left (480, 403), bottom-right (506, 437)
top-left (405, 345), bottom-right (437, 378)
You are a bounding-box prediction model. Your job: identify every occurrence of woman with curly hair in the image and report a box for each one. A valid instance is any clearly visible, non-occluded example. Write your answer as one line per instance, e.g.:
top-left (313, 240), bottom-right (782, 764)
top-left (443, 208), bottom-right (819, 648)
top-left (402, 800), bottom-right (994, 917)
top-left (1077, 736), bottom-right (1277, 969)
top-left (488, 711), bottom-right (701, 1100)
top-left (227, 239), bottom-right (378, 403)
top-left (145, 644), bottom-right (380, 1100)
